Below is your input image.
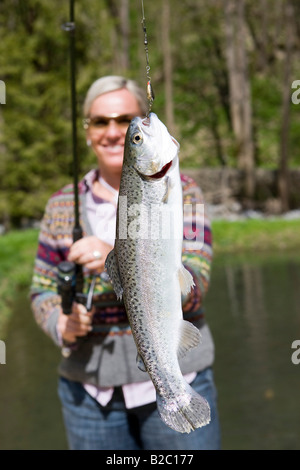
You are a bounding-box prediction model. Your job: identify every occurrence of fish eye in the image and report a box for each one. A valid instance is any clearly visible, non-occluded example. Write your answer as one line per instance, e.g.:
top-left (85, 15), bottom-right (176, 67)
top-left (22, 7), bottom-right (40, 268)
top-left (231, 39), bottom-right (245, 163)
top-left (132, 132), bottom-right (143, 145)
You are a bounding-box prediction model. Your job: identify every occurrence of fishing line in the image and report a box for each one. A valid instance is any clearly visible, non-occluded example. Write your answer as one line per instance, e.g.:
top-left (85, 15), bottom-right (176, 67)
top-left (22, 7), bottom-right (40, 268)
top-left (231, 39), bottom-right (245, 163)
top-left (141, 0), bottom-right (155, 115)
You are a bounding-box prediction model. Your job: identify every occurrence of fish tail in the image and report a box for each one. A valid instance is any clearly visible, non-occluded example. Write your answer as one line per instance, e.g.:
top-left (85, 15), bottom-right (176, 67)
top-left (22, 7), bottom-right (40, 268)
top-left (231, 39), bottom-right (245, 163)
top-left (156, 383), bottom-right (211, 434)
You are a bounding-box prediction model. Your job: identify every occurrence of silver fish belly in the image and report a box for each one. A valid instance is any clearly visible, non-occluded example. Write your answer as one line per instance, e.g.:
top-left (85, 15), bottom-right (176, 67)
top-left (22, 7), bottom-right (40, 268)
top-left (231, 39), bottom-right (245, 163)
top-left (105, 113), bottom-right (210, 433)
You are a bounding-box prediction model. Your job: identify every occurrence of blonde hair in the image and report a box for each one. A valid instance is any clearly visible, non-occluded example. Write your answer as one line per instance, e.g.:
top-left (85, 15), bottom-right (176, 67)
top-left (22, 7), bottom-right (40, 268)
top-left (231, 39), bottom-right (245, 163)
top-left (83, 75), bottom-right (148, 117)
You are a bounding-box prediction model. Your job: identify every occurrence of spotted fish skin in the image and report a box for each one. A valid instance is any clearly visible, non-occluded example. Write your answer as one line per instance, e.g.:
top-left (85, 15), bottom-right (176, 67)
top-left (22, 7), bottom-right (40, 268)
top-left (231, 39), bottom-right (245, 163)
top-left (105, 113), bottom-right (210, 433)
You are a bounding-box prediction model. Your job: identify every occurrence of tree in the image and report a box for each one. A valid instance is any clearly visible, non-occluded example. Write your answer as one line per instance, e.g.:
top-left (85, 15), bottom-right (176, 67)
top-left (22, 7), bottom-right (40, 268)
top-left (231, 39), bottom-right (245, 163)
top-left (224, 0), bottom-right (255, 199)
top-left (0, 0), bottom-right (121, 227)
top-left (104, 0), bottom-right (130, 73)
top-left (278, 0), bottom-right (295, 212)
top-left (1, 0), bottom-right (300, 226)
top-left (161, 0), bottom-right (175, 135)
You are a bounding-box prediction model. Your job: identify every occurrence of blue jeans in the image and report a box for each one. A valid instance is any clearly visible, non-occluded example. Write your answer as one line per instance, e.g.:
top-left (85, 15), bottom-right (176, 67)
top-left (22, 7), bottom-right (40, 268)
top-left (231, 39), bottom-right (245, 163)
top-left (58, 368), bottom-right (221, 450)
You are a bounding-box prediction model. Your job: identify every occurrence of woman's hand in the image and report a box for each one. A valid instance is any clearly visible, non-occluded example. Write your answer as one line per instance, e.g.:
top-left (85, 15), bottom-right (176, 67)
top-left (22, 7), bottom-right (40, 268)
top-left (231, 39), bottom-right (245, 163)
top-left (58, 236), bottom-right (113, 343)
top-left (57, 302), bottom-right (93, 344)
top-left (67, 235), bottom-right (113, 273)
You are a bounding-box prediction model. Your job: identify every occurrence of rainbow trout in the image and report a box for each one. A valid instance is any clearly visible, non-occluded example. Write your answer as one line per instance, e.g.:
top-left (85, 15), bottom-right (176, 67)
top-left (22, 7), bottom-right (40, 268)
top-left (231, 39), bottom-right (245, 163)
top-left (105, 113), bottom-right (210, 433)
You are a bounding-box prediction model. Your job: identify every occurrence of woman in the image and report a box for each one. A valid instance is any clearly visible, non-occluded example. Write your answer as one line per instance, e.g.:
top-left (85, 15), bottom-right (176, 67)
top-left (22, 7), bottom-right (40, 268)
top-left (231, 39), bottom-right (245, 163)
top-left (31, 75), bottom-right (220, 450)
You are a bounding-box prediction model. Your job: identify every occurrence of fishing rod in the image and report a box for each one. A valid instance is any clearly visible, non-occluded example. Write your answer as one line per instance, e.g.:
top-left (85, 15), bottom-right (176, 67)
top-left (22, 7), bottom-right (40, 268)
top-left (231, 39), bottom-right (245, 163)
top-left (58, 0), bottom-right (153, 321)
top-left (68, 0), bottom-right (83, 249)
top-left (58, 0), bottom-right (94, 324)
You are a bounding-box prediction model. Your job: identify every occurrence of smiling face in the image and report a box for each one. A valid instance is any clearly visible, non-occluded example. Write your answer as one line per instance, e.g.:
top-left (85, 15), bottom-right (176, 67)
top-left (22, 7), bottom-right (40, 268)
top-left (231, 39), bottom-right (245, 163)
top-left (86, 88), bottom-right (142, 180)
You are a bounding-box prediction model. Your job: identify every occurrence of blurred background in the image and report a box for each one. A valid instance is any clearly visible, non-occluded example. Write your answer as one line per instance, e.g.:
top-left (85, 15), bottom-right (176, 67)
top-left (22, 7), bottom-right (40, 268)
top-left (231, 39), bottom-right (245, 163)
top-left (1, 0), bottom-right (300, 450)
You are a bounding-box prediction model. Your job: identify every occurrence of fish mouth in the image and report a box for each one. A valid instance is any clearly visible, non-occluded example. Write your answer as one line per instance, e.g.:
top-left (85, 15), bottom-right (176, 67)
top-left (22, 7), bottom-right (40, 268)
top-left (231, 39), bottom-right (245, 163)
top-left (135, 113), bottom-right (175, 179)
top-left (142, 116), bottom-right (151, 127)
top-left (147, 161), bottom-right (173, 179)
top-left (134, 160), bottom-right (173, 181)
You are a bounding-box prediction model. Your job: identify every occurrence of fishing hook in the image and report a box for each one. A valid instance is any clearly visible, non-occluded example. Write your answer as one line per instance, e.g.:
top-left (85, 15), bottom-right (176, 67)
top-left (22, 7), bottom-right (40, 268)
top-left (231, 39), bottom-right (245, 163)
top-left (141, 0), bottom-right (155, 115)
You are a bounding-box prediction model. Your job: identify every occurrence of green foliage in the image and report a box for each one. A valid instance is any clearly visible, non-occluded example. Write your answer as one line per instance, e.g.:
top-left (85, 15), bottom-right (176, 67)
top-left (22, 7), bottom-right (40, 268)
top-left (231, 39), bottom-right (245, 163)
top-left (0, 228), bottom-right (39, 337)
top-left (0, 2), bottom-right (73, 224)
top-left (0, 0), bottom-right (300, 226)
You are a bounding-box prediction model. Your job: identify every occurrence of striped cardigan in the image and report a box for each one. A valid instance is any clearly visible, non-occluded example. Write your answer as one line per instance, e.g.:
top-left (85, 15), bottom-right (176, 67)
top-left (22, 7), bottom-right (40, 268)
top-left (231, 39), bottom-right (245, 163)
top-left (30, 170), bottom-right (215, 386)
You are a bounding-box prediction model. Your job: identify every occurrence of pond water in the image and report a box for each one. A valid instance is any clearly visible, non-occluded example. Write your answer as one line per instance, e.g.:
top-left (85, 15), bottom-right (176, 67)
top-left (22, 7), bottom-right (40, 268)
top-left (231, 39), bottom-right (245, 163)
top-left (207, 251), bottom-right (300, 450)
top-left (0, 251), bottom-right (300, 450)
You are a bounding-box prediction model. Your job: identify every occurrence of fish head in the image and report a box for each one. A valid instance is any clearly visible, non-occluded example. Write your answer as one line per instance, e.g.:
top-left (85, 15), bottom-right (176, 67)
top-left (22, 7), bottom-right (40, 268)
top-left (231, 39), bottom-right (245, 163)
top-left (124, 112), bottom-right (180, 179)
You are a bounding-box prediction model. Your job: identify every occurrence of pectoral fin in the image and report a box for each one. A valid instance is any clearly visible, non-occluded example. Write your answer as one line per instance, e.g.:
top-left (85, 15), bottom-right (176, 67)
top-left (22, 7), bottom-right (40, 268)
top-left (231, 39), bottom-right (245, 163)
top-left (177, 320), bottom-right (201, 359)
top-left (178, 265), bottom-right (195, 295)
top-left (104, 249), bottom-right (123, 300)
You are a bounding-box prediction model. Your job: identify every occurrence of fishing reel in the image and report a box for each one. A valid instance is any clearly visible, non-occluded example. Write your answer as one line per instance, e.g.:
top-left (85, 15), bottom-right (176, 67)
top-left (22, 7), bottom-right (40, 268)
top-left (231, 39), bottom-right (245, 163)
top-left (57, 260), bottom-right (95, 314)
top-left (57, 260), bottom-right (96, 358)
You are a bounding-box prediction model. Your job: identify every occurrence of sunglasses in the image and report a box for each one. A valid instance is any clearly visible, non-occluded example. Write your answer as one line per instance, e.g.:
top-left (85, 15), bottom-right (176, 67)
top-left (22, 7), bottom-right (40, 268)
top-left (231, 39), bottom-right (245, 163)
top-left (83, 114), bottom-right (138, 131)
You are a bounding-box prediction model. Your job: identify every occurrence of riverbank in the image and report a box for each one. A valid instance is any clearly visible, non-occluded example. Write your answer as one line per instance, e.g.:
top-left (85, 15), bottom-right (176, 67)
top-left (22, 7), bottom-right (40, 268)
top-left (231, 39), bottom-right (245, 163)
top-left (0, 229), bottom-right (38, 337)
top-left (212, 217), bottom-right (300, 255)
top-left (2, 217), bottom-right (300, 280)
top-left (1, 219), bottom-right (300, 336)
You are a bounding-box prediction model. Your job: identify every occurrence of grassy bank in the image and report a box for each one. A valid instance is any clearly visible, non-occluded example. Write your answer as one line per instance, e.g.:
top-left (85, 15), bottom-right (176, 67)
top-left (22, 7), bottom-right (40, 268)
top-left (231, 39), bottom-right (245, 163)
top-left (212, 218), bottom-right (300, 255)
top-left (1, 219), bottom-right (300, 336)
top-left (0, 228), bottom-right (39, 337)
